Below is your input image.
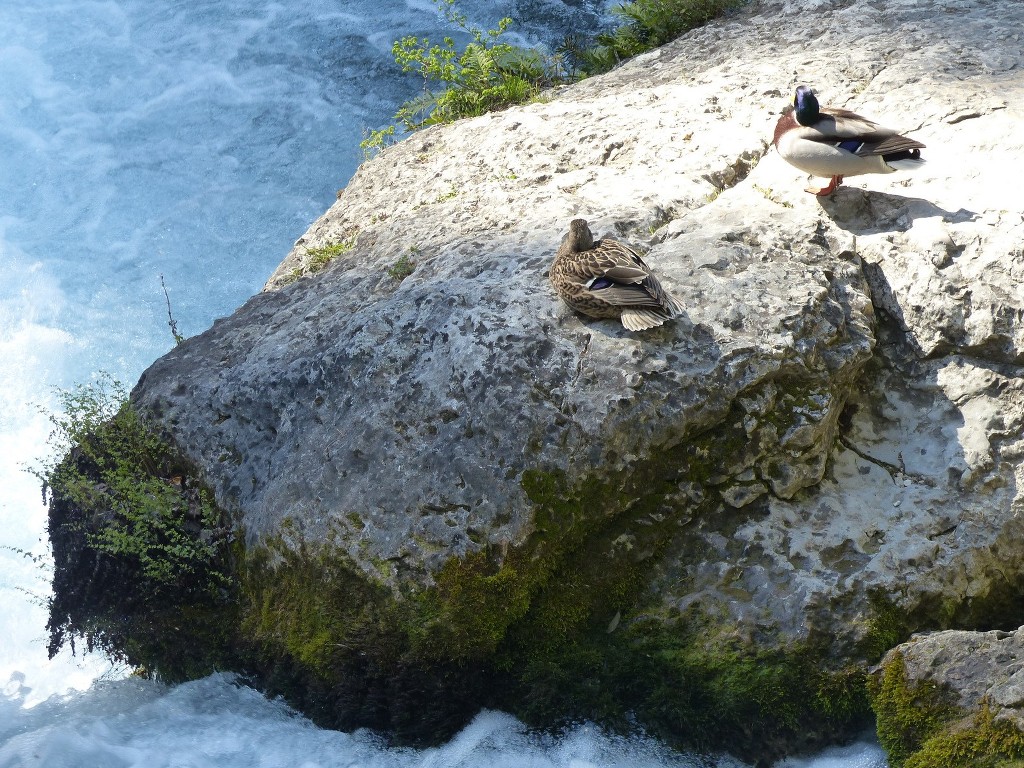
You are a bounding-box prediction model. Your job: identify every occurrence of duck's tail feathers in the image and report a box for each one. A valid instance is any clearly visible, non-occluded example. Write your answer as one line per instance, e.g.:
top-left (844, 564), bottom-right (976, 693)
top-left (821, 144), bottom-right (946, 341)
top-left (885, 147), bottom-right (926, 172)
top-left (621, 309), bottom-right (669, 331)
top-left (888, 157), bottom-right (927, 172)
top-left (665, 293), bottom-right (686, 317)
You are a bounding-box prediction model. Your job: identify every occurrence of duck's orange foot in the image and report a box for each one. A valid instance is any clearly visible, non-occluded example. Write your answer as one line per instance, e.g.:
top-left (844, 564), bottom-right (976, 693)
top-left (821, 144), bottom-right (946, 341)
top-left (805, 175), bottom-right (844, 196)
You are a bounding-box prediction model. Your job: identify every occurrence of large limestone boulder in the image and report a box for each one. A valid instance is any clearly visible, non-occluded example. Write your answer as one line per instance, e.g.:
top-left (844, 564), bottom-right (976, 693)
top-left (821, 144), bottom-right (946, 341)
top-left (51, 0), bottom-right (1024, 762)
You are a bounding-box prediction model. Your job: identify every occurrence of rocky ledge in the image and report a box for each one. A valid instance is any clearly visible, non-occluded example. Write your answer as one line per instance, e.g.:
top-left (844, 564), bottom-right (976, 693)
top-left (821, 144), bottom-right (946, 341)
top-left (871, 626), bottom-right (1024, 767)
top-left (48, 0), bottom-right (1024, 765)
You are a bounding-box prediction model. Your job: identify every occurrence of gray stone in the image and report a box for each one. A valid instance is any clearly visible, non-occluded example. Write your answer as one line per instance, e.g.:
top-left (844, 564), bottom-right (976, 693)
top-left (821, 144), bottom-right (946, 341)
top-left (131, 0), bottom-right (1023, 664)
top-left (881, 626), bottom-right (1024, 730)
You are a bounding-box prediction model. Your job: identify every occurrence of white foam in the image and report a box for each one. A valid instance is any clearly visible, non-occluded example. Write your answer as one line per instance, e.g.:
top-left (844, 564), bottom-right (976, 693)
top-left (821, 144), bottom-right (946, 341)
top-left (775, 740), bottom-right (888, 768)
top-left (0, 236), bottom-right (120, 705)
top-left (0, 675), bottom-right (886, 767)
top-left (0, 676), bottom-right (752, 768)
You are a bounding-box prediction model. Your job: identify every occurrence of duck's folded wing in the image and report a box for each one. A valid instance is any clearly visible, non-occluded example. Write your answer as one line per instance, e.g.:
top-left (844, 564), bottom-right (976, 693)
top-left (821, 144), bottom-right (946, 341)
top-left (804, 110), bottom-right (924, 156)
top-left (822, 107), bottom-right (889, 134)
top-left (810, 108), bottom-right (904, 143)
top-left (586, 283), bottom-right (666, 307)
top-left (854, 134), bottom-right (927, 156)
top-left (567, 253), bottom-right (649, 284)
top-left (601, 264), bottom-right (650, 284)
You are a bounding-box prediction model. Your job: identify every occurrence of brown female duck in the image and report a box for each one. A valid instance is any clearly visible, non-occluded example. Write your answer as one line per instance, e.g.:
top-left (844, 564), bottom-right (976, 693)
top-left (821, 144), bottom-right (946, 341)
top-left (549, 218), bottom-right (684, 331)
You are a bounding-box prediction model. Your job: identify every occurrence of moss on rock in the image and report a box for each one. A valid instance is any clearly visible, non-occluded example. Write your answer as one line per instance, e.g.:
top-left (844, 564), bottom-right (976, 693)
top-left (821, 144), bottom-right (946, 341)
top-left (906, 704), bottom-right (1024, 768)
top-left (236, 535), bottom-right (496, 742)
top-left (869, 651), bottom-right (1024, 768)
top-left (44, 371), bottom-right (873, 761)
top-left (227, 406), bottom-right (873, 762)
top-left (868, 650), bottom-right (959, 766)
top-left (508, 613), bottom-right (872, 761)
top-left (234, 527), bottom-right (872, 762)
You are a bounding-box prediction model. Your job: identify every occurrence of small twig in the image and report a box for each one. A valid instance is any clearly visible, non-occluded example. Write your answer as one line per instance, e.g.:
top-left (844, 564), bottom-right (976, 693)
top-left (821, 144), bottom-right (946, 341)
top-left (928, 523), bottom-right (959, 540)
top-left (838, 434), bottom-right (903, 483)
top-left (160, 274), bottom-right (185, 345)
top-left (1, 544), bottom-right (49, 566)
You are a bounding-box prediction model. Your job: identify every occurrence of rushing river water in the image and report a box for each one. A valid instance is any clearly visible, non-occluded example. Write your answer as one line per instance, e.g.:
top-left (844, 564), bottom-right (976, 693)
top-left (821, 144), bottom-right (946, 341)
top-left (0, 1), bottom-right (888, 765)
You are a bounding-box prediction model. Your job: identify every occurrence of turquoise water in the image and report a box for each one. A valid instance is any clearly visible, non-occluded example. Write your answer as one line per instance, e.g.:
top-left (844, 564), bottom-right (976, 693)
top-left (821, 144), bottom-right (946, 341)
top-left (0, 1), bottom-right (887, 765)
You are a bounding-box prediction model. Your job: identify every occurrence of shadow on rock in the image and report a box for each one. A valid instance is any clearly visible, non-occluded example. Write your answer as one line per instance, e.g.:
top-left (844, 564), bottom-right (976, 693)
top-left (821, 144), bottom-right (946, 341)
top-left (816, 187), bottom-right (978, 236)
top-left (572, 309), bottom-right (701, 343)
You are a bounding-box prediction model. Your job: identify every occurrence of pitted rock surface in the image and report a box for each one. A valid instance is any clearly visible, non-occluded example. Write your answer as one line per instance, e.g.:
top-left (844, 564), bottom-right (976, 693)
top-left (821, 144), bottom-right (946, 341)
top-left (880, 627), bottom-right (1024, 730)
top-left (133, 0), bottom-right (1023, 651)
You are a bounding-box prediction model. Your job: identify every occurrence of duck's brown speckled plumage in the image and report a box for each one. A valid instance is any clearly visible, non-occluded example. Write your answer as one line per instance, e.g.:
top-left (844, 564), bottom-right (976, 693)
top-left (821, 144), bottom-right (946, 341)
top-left (549, 219), bottom-right (684, 331)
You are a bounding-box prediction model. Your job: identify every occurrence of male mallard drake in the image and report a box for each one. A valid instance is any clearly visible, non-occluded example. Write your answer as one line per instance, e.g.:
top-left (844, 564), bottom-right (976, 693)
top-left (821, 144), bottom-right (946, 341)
top-left (549, 218), bottom-right (684, 331)
top-left (774, 85), bottom-right (926, 196)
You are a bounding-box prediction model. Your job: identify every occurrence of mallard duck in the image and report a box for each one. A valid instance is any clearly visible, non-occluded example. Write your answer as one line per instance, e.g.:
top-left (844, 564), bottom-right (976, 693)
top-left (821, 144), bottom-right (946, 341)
top-left (774, 85), bottom-right (926, 195)
top-left (549, 218), bottom-right (684, 331)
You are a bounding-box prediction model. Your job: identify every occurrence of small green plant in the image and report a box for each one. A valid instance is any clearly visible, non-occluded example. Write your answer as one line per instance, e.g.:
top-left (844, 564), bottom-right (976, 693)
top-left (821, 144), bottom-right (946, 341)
top-left (37, 375), bottom-right (228, 593)
top-left (361, 125), bottom-right (396, 157)
top-left (307, 239), bottom-right (356, 272)
top-left (287, 238), bottom-right (357, 282)
top-left (753, 184), bottom-right (793, 208)
top-left (433, 184), bottom-right (459, 203)
top-left (704, 186), bottom-right (723, 203)
top-left (40, 375), bottom-right (238, 679)
top-left (360, 0), bottom-right (743, 155)
top-left (573, 0), bottom-right (745, 74)
top-left (416, 184), bottom-right (459, 209)
top-left (387, 252), bottom-right (417, 281)
top-left (361, 0), bottom-right (564, 154)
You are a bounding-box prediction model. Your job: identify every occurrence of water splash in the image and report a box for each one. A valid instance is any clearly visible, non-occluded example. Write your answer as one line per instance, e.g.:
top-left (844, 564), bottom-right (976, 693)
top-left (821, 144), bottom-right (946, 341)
top-left (0, 675), bottom-right (744, 768)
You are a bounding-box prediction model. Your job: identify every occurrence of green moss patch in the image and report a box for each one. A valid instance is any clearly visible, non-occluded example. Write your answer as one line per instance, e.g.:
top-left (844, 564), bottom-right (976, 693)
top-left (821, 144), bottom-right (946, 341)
top-left (237, 536), bottom-right (493, 743)
top-left (869, 651), bottom-right (1024, 768)
top-left (509, 614), bottom-right (871, 760)
top-left (226, 390), bottom-right (873, 759)
top-left (906, 704), bottom-right (1024, 768)
top-left (869, 651), bottom-right (959, 766)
